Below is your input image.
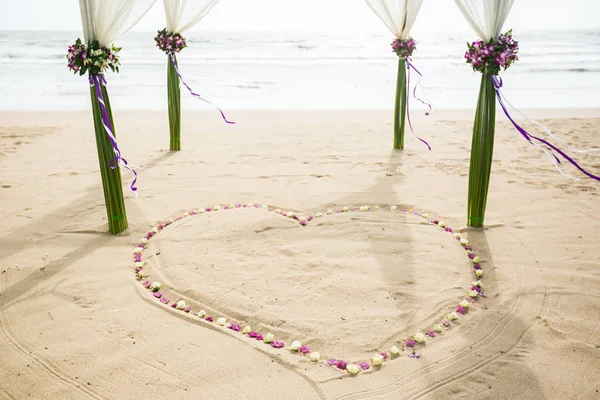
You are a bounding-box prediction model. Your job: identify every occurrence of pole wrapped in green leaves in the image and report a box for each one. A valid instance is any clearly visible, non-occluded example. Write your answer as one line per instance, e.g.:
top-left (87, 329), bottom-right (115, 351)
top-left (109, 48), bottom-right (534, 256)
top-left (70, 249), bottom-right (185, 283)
top-left (155, 28), bottom-right (185, 151)
top-left (364, 0), bottom-right (425, 149)
top-left (454, 0), bottom-right (516, 227)
top-left (463, 31), bottom-right (519, 227)
top-left (458, 0), bottom-right (600, 227)
top-left (467, 74), bottom-right (496, 228)
top-left (67, 39), bottom-right (135, 234)
top-left (157, 0), bottom-right (232, 151)
top-left (390, 39), bottom-right (419, 149)
top-left (394, 56), bottom-right (407, 149)
top-left (72, 0), bottom-right (156, 233)
top-left (89, 80), bottom-right (129, 233)
top-left (167, 57), bottom-right (181, 151)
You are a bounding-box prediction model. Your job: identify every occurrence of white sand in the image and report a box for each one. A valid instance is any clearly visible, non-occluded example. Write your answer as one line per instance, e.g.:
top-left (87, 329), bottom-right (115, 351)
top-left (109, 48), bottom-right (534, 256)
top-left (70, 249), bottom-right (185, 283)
top-left (1, 109), bottom-right (599, 399)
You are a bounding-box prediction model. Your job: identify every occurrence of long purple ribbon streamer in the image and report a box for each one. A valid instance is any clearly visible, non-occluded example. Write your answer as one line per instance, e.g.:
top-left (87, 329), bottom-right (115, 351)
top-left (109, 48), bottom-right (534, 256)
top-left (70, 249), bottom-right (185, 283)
top-left (89, 74), bottom-right (138, 192)
top-left (405, 58), bottom-right (431, 150)
top-left (170, 54), bottom-right (235, 124)
top-left (491, 75), bottom-right (600, 182)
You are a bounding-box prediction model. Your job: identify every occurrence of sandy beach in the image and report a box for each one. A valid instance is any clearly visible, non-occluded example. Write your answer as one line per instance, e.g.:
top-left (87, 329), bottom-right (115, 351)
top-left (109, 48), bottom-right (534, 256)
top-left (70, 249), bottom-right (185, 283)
top-left (1, 109), bottom-right (599, 399)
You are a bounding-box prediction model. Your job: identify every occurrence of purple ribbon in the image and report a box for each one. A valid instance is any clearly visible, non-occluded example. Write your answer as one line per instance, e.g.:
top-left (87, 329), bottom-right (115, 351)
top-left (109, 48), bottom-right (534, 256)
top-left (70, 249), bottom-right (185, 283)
top-left (89, 74), bottom-right (138, 193)
top-left (491, 75), bottom-right (600, 182)
top-left (170, 54), bottom-right (235, 124)
top-left (405, 58), bottom-right (432, 150)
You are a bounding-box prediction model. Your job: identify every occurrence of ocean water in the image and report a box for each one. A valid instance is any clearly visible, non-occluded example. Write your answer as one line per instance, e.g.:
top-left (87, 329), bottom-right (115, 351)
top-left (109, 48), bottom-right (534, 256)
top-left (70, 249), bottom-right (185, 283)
top-left (0, 29), bottom-right (599, 111)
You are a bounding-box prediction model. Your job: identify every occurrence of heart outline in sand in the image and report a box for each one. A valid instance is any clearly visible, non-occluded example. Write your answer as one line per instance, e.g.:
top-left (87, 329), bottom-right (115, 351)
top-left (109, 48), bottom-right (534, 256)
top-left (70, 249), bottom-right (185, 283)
top-left (132, 203), bottom-right (486, 375)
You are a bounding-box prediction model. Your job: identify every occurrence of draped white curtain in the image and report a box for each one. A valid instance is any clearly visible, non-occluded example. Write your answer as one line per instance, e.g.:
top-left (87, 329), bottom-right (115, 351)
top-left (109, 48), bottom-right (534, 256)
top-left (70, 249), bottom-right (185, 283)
top-left (454, 0), bottom-right (515, 42)
top-left (163, 0), bottom-right (220, 34)
top-left (79, 0), bottom-right (158, 46)
top-left (364, 0), bottom-right (424, 39)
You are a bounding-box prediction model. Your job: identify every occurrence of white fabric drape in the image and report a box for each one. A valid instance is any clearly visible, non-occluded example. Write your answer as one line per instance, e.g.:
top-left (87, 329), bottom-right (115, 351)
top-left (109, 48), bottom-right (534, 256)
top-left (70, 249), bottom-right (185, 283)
top-left (163, 0), bottom-right (220, 34)
top-left (454, 0), bottom-right (515, 42)
top-left (79, 0), bottom-right (158, 46)
top-left (364, 0), bottom-right (424, 39)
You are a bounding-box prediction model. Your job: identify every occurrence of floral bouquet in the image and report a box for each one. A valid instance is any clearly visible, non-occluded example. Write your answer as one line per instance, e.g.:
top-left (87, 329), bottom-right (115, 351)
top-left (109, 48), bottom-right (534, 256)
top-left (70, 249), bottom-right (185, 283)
top-left (391, 37), bottom-right (416, 59)
top-left (155, 28), bottom-right (187, 54)
top-left (66, 38), bottom-right (133, 234)
top-left (67, 39), bottom-right (122, 75)
top-left (465, 30), bottom-right (519, 228)
top-left (465, 30), bottom-right (518, 75)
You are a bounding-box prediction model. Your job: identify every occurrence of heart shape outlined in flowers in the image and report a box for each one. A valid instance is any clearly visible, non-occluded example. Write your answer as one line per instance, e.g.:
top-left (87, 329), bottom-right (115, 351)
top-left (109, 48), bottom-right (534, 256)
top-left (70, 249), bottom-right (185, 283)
top-left (133, 203), bottom-right (485, 375)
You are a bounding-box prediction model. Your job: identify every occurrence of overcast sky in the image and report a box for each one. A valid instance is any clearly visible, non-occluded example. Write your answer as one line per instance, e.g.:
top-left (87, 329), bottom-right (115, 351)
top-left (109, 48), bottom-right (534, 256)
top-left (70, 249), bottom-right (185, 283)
top-left (0, 0), bottom-right (598, 34)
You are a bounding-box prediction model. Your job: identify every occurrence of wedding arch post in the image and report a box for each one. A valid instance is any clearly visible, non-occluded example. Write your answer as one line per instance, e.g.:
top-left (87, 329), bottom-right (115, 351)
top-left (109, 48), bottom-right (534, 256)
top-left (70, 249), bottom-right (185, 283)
top-left (365, 0), bottom-right (425, 150)
top-left (72, 0), bottom-right (157, 233)
top-left (454, 0), bottom-right (515, 228)
top-left (455, 0), bottom-right (599, 228)
top-left (157, 0), bottom-right (232, 151)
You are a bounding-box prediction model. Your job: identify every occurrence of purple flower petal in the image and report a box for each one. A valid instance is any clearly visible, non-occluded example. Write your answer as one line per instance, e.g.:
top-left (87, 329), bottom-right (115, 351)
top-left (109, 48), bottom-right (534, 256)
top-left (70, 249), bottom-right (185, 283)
top-left (358, 361), bottom-right (370, 370)
top-left (298, 346), bottom-right (311, 354)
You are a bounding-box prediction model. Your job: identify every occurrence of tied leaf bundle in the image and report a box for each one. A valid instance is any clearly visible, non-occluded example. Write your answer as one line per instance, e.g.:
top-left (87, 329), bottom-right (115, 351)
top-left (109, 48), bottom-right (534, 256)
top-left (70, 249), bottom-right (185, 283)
top-left (468, 75), bottom-right (496, 228)
top-left (465, 31), bottom-right (518, 227)
top-left (155, 29), bottom-right (187, 151)
top-left (391, 38), bottom-right (416, 149)
top-left (89, 81), bottom-right (128, 233)
top-left (394, 58), bottom-right (407, 149)
top-left (167, 57), bottom-right (181, 150)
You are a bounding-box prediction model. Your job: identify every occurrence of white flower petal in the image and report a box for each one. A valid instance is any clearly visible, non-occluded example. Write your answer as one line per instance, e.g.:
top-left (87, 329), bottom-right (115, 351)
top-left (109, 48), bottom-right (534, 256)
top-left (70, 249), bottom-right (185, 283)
top-left (264, 333), bottom-right (274, 343)
top-left (290, 340), bottom-right (302, 351)
top-left (347, 364), bottom-right (360, 374)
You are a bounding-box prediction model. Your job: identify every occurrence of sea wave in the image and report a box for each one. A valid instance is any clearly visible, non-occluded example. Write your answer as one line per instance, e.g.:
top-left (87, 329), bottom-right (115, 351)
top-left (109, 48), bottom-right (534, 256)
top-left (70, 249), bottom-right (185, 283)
top-left (525, 67), bottom-right (600, 73)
